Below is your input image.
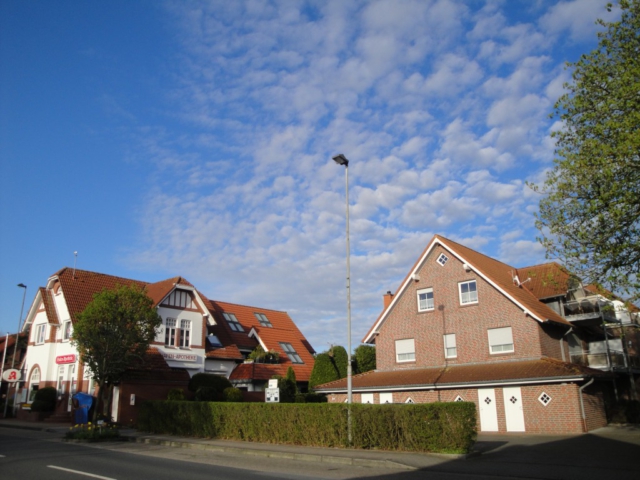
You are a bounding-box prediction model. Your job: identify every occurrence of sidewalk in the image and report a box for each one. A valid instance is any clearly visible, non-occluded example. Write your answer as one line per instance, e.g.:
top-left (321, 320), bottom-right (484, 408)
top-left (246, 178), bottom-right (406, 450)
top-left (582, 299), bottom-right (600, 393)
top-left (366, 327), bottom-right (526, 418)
top-left (0, 417), bottom-right (464, 470)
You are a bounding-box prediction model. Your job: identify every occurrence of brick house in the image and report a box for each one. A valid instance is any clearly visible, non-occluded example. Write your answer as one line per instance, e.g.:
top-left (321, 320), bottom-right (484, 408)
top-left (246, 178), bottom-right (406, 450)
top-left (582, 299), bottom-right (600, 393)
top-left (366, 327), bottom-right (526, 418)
top-left (315, 235), bottom-right (639, 434)
top-left (15, 267), bottom-right (315, 423)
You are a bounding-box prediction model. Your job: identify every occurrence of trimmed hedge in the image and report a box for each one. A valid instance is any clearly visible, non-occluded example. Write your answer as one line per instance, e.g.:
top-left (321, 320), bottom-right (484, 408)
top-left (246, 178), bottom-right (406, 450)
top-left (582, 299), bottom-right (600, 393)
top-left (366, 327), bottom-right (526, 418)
top-left (30, 386), bottom-right (57, 412)
top-left (137, 401), bottom-right (476, 453)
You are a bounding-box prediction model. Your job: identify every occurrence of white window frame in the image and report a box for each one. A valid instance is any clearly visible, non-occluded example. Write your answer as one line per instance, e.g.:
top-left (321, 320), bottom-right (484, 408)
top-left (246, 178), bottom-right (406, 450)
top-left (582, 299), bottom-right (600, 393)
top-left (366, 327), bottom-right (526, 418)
top-left (417, 288), bottom-right (434, 312)
top-left (165, 318), bottom-right (177, 347)
top-left (62, 320), bottom-right (72, 341)
top-left (444, 333), bottom-right (457, 358)
top-left (280, 342), bottom-right (303, 364)
top-left (223, 313), bottom-right (244, 332)
top-left (395, 338), bottom-right (415, 363)
top-left (255, 313), bottom-right (273, 327)
top-left (361, 393), bottom-right (374, 404)
top-left (179, 320), bottom-right (191, 348)
top-left (459, 280), bottom-right (478, 305)
top-left (28, 367), bottom-right (40, 402)
top-left (488, 327), bottom-right (514, 354)
top-left (437, 253), bottom-right (449, 266)
top-left (35, 324), bottom-right (46, 345)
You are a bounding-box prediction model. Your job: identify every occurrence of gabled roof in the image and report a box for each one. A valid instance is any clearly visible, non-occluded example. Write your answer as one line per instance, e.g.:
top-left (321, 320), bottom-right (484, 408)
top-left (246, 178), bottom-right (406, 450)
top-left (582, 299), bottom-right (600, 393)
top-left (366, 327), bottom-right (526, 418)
top-left (516, 262), bottom-right (573, 300)
top-left (314, 357), bottom-right (609, 393)
top-left (363, 235), bottom-right (571, 343)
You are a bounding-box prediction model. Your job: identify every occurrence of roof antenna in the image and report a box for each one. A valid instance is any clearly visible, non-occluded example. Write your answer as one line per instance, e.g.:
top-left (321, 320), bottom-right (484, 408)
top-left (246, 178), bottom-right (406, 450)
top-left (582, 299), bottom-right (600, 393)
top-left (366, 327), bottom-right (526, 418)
top-left (73, 251), bottom-right (78, 279)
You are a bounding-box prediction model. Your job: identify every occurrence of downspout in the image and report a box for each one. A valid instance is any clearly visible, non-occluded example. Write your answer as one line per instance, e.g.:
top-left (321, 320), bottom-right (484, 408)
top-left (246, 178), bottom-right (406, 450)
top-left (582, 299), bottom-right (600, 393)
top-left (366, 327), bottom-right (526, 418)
top-left (561, 327), bottom-right (573, 362)
top-left (578, 377), bottom-right (595, 433)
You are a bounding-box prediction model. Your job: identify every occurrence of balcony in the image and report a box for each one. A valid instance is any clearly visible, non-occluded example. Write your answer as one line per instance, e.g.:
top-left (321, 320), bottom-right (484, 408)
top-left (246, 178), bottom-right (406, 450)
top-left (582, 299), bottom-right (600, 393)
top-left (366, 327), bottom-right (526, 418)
top-left (570, 350), bottom-right (627, 370)
top-left (563, 296), bottom-right (618, 324)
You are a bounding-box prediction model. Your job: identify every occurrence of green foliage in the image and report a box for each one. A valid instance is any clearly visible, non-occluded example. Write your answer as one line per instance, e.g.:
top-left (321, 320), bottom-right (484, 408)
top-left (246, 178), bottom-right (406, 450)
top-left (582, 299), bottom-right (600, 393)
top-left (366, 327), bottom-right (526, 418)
top-left (64, 422), bottom-right (120, 442)
top-left (195, 387), bottom-right (220, 402)
top-left (308, 352), bottom-right (339, 390)
top-left (248, 345), bottom-right (280, 363)
top-left (330, 346), bottom-right (349, 379)
top-left (273, 375), bottom-right (296, 403)
top-left (531, 0), bottom-right (640, 301)
top-left (72, 284), bottom-right (162, 420)
top-left (137, 401), bottom-right (476, 454)
top-left (30, 386), bottom-right (57, 412)
top-left (294, 393), bottom-right (328, 403)
top-left (223, 387), bottom-right (243, 402)
top-left (166, 388), bottom-right (185, 401)
top-left (188, 373), bottom-right (232, 393)
top-left (354, 345), bottom-right (376, 373)
top-left (608, 400), bottom-right (640, 423)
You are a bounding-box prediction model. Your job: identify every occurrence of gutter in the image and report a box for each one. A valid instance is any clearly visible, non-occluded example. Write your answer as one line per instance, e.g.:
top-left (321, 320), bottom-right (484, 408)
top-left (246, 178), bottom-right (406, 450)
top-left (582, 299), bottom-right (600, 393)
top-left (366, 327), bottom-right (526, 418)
top-left (578, 377), bottom-right (595, 433)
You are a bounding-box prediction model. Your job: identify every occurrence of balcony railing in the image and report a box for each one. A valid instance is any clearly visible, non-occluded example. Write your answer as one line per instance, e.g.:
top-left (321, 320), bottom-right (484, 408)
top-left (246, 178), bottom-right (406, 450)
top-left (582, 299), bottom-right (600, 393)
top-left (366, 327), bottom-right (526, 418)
top-left (563, 296), bottom-right (618, 323)
top-left (570, 350), bottom-right (629, 370)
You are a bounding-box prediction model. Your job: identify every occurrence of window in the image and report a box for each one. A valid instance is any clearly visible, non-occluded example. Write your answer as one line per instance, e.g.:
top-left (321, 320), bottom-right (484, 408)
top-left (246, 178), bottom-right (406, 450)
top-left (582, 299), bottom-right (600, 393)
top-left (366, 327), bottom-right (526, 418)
top-left (62, 321), bottom-right (72, 341)
top-left (28, 367), bottom-right (40, 402)
top-left (459, 280), bottom-right (478, 304)
top-left (454, 395), bottom-right (464, 402)
top-left (165, 318), bottom-right (177, 346)
top-left (255, 313), bottom-right (272, 327)
top-left (207, 334), bottom-right (222, 348)
top-left (280, 342), bottom-right (303, 363)
top-left (179, 320), bottom-right (191, 348)
top-left (437, 253), bottom-right (449, 266)
top-left (57, 365), bottom-right (65, 395)
top-left (443, 333), bottom-right (457, 358)
top-left (538, 392), bottom-right (552, 406)
top-left (488, 327), bottom-right (514, 354)
top-left (35, 324), bottom-right (46, 344)
top-left (223, 313), bottom-right (244, 332)
top-left (395, 338), bottom-right (415, 362)
top-left (417, 288), bottom-right (434, 311)
top-left (361, 393), bottom-right (374, 404)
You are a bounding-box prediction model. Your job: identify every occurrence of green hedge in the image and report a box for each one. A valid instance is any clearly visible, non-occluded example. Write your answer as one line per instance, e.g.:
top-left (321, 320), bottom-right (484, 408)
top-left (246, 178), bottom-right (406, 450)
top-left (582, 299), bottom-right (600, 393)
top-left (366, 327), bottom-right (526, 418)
top-left (137, 401), bottom-right (476, 453)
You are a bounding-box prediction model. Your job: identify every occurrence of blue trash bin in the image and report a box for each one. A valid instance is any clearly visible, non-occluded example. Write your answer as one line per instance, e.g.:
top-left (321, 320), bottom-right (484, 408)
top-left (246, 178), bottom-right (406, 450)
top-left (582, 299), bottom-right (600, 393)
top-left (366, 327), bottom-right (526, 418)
top-left (72, 392), bottom-right (94, 424)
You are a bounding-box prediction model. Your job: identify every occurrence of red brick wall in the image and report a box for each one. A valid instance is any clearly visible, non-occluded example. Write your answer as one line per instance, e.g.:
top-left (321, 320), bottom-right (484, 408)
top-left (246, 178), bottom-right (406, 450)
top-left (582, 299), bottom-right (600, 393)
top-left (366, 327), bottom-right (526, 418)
top-left (376, 245), bottom-right (544, 370)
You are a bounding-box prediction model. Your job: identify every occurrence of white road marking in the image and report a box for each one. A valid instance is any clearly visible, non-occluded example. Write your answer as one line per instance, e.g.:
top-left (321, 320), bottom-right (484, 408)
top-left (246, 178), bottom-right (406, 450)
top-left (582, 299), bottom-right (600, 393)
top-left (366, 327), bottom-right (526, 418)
top-left (48, 465), bottom-right (117, 479)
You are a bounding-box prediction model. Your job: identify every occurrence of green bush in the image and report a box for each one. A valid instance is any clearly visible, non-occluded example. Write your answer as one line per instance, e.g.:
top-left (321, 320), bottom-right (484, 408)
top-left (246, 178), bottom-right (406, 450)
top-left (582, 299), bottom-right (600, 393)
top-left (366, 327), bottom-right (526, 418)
top-left (294, 393), bottom-right (327, 403)
top-left (166, 388), bottom-right (185, 401)
top-left (188, 373), bottom-right (232, 399)
top-left (195, 387), bottom-right (220, 402)
top-left (65, 422), bottom-right (120, 442)
top-left (137, 401), bottom-right (476, 454)
top-left (30, 387), bottom-right (57, 412)
top-left (223, 387), bottom-right (243, 402)
top-left (308, 353), bottom-right (339, 390)
top-left (354, 345), bottom-right (376, 373)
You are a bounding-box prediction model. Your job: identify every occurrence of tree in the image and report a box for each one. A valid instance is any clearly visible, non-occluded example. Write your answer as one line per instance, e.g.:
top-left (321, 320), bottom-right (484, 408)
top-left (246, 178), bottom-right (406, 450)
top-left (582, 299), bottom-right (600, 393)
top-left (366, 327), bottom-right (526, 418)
top-left (308, 352), bottom-right (339, 390)
top-left (354, 344), bottom-right (376, 374)
top-left (532, 0), bottom-right (640, 301)
top-left (330, 345), bottom-right (349, 379)
top-left (72, 284), bottom-right (162, 421)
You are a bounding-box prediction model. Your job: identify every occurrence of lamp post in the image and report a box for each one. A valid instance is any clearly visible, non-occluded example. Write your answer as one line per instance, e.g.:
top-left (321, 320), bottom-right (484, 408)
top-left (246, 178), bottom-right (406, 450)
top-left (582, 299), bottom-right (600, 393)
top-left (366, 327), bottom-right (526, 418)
top-left (4, 284), bottom-right (27, 418)
top-left (332, 153), bottom-right (352, 444)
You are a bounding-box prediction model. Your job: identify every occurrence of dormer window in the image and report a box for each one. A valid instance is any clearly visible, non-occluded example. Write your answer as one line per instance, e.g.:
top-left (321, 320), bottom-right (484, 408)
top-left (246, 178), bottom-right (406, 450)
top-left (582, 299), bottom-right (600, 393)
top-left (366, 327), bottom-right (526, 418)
top-left (207, 334), bottom-right (222, 348)
top-left (223, 313), bottom-right (244, 332)
top-left (255, 313), bottom-right (272, 327)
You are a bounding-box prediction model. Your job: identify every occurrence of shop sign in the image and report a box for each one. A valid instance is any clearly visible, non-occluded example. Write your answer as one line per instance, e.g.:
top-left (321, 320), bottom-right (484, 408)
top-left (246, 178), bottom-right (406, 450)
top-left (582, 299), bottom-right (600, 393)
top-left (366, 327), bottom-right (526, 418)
top-left (56, 354), bottom-right (76, 364)
top-left (161, 352), bottom-right (197, 362)
top-left (2, 369), bottom-right (21, 382)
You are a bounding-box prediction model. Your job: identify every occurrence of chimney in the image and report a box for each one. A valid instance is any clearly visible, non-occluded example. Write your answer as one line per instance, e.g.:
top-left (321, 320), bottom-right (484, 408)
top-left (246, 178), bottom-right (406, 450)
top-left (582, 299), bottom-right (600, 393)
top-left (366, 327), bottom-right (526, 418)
top-left (383, 291), bottom-right (394, 309)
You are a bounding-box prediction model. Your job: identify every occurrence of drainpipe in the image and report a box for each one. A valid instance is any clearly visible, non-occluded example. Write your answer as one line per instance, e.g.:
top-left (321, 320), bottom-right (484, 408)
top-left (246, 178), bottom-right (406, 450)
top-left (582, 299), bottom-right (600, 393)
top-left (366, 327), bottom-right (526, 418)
top-left (561, 327), bottom-right (573, 362)
top-left (579, 377), bottom-right (595, 433)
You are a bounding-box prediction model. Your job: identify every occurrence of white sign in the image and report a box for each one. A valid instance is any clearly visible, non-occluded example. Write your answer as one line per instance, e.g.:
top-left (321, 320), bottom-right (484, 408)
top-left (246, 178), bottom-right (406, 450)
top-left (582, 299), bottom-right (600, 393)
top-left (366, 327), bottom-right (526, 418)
top-left (268, 379), bottom-right (278, 389)
top-left (161, 352), bottom-right (198, 362)
top-left (265, 388), bottom-right (279, 403)
top-left (2, 369), bottom-right (21, 382)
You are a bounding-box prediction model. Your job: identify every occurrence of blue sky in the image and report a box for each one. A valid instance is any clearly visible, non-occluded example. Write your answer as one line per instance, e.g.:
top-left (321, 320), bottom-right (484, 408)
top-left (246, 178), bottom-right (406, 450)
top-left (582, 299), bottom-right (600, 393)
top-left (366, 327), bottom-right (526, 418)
top-left (0, 0), bottom-right (617, 353)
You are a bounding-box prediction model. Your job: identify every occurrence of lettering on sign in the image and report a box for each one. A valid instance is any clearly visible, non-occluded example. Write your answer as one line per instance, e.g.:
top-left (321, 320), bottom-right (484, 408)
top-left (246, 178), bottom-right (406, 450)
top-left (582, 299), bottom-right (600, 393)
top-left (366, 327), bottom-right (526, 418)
top-left (56, 354), bottom-right (76, 364)
top-left (161, 352), bottom-right (198, 362)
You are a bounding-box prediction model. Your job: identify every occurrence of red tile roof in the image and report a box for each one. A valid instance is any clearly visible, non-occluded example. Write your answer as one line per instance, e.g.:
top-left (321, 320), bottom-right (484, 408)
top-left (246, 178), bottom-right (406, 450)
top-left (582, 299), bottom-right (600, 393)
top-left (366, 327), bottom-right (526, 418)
top-left (314, 357), bottom-right (609, 392)
top-left (206, 344), bottom-right (244, 360)
top-left (516, 262), bottom-right (573, 300)
top-left (229, 362), bottom-right (306, 381)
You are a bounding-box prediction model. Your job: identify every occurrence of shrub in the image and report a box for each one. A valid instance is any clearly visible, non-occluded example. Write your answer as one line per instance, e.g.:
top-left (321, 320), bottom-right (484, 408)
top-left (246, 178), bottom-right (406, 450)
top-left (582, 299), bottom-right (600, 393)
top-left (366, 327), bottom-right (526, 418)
top-left (188, 373), bottom-right (232, 396)
top-left (166, 388), bottom-right (185, 401)
top-left (294, 393), bottom-right (327, 403)
top-left (195, 387), bottom-right (220, 402)
top-left (308, 353), bottom-right (339, 390)
top-left (65, 422), bottom-right (120, 442)
top-left (609, 400), bottom-right (640, 424)
top-left (331, 346), bottom-right (349, 379)
top-left (223, 387), bottom-right (243, 402)
top-left (354, 345), bottom-right (376, 373)
top-left (30, 387), bottom-right (57, 412)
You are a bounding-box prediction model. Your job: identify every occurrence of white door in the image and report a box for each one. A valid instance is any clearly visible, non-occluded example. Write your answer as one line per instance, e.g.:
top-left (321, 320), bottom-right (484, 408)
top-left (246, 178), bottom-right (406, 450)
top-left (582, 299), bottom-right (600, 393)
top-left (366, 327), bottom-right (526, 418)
top-left (503, 387), bottom-right (525, 432)
top-left (361, 393), bottom-right (374, 404)
top-left (111, 386), bottom-right (120, 422)
top-left (380, 393), bottom-right (393, 404)
top-left (478, 388), bottom-right (499, 432)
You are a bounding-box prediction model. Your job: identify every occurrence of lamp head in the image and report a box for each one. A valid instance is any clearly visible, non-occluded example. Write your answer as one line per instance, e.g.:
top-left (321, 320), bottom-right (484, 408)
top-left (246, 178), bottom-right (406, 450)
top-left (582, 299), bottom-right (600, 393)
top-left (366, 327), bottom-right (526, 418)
top-left (332, 154), bottom-right (349, 167)
top-left (17, 283), bottom-right (26, 289)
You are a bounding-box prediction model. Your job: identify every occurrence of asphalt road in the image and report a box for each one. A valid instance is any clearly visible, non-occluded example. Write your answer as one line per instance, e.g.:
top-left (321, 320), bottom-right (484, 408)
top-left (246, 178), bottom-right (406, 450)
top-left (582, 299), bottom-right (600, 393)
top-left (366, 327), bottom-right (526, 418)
top-left (1, 426), bottom-right (639, 480)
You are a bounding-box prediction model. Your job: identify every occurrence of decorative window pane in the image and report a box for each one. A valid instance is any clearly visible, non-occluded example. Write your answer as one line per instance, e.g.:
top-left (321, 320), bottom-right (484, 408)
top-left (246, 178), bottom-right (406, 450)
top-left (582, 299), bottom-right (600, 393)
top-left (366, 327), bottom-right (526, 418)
top-left (405, 397), bottom-right (415, 404)
top-left (454, 395), bottom-right (464, 402)
top-left (395, 338), bottom-right (415, 362)
top-left (538, 392), bottom-right (552, 406)
top-left (255, 313), bottom-right (273, 327)
top-left (223, 313), bottom-right (244, 332)
top-left (280, 342), bottom-right (303, 363)
top-left (459, 280), bottom-right (478, 304)
top-left (179, 320), bottom-right (191, 348)
top-left (444, 333), bottom-right (457, 358)
top-left (437, 253), bottom-right (449, 266)
top-left (417, 288), bottom-right (434, 311)
top-left (488, 327), bottom-right (514, 354)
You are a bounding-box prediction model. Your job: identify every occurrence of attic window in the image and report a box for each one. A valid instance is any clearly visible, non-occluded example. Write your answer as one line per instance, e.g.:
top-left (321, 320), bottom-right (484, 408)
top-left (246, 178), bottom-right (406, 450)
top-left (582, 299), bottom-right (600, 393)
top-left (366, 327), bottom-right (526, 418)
top-left (437, 253), bottom-right (448, 266)
top-left (255, 313), bottom-right (273, 327)
top-left (223, 313), bottom-right (244, 332)
top-left (280, 342), bottom-right (303, 363)
top-left (207, 334), bottom-right (222, 348)
top-left (454, 395), bottom-right (464, 402)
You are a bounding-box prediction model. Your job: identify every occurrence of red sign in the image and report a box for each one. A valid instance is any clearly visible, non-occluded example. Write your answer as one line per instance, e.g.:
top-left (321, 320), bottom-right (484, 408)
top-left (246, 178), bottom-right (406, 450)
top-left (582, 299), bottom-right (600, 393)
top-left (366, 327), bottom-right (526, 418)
top-left (56, 354), bottom-right (76, 364)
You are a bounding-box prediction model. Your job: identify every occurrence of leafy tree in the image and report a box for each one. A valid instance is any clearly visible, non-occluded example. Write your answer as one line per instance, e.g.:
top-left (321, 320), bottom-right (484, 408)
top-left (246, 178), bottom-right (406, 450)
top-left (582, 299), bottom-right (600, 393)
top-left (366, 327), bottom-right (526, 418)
top-left (354, 344), bottom-right (376, 373)
top-left (72, 284), bottom-right (162, 421)
top-left (273, 374), bottom-right (296, 403)
top-left (308, 352), bottom-right (339, 390)
top-left (285, 366), bottom-right (297, 392)
top-left (532, 0), bottom-right (640, 301)
top-left (330, 345), bottom-right (349, 379)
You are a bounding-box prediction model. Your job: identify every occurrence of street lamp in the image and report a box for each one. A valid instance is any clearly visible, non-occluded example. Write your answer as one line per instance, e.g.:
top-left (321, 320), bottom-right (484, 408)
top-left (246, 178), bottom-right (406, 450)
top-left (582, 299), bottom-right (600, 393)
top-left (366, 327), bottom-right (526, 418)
top-left (4, 283), bottom-right (26, 418)
top-left (332, 153), bottom-right (352, 444)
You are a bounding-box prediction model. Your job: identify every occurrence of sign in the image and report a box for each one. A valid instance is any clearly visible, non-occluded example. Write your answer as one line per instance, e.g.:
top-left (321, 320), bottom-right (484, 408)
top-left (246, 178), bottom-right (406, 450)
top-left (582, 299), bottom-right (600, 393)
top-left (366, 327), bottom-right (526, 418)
top-left (265, 387), bottom-right (279, 403)
top-left (2, 369), bottom-right (21, 382)
top-left (268, 379), bottom-right (278, 389)
top-left (161, 352), bottom-right (198, 362)
top-left (56, 354), bottom-right (76, 364)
